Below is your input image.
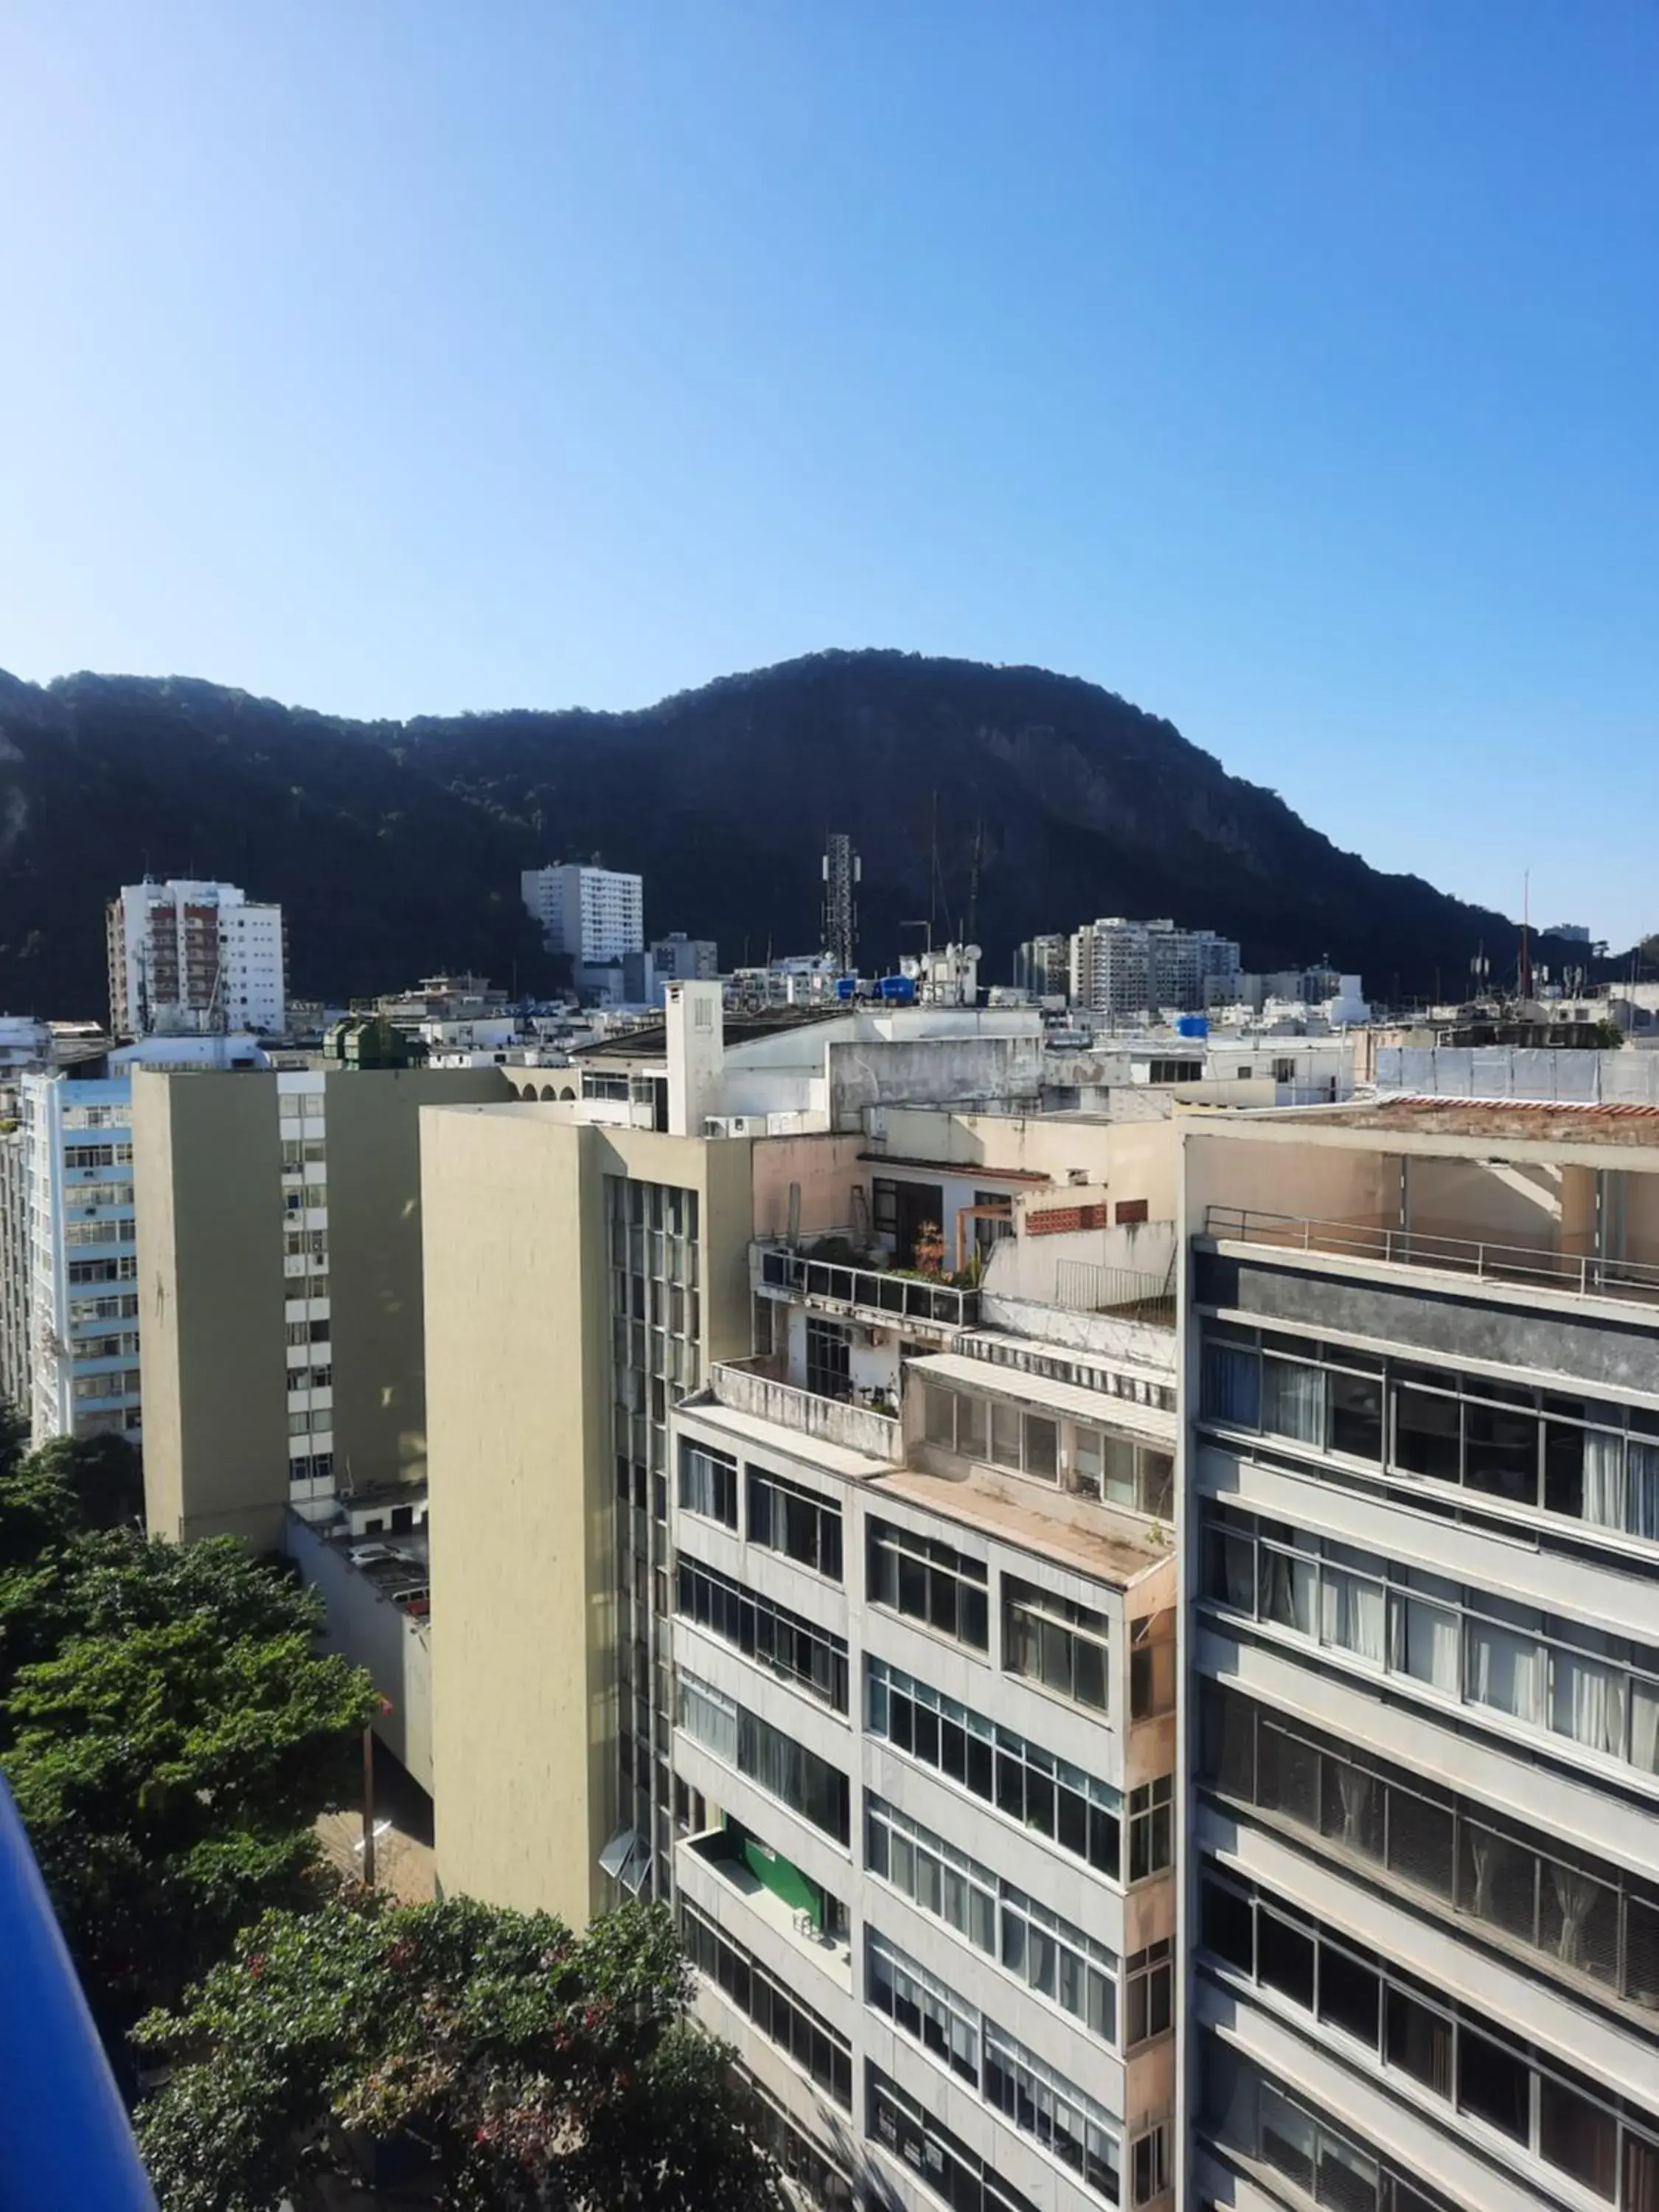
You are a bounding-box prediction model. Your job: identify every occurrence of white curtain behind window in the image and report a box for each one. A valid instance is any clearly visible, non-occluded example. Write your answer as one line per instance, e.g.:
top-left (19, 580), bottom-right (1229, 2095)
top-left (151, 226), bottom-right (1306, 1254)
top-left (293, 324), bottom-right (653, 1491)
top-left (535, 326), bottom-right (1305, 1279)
top-left (1322, 1568), bottom-right (1385, 1666)
top-left (1262, 1357), bottom-right (1327, 1445)
top-left (1404, 1598), bottom-right (1461, 1694)
top-left (1551, 1863), bottom-right (1602, 1968)
top-left (1469, 1621), bottom-right (1543, 1725)
top-left (1582, 1428), bottom-right (1627, 1532)
top-left (1552, 1647), bottom-right (1627, 1759)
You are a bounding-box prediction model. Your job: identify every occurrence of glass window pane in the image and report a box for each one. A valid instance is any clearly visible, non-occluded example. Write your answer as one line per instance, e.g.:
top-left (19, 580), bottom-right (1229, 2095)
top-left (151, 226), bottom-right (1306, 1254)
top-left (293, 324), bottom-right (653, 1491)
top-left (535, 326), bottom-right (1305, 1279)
top-left (1395, 1384), bottom-right (1461, 1482)
top-left (1257, 1909), bottom-right (1315, 2010)
top-left (1539, 2074), bottom-right (1618, 2200)
top-left (1457, 2025), bottom-right (1529, 2140)
top-left (1385, 1986), bottom-right (1453, 2098)
top-left (991, 1401), bottom-right (1023, 1468)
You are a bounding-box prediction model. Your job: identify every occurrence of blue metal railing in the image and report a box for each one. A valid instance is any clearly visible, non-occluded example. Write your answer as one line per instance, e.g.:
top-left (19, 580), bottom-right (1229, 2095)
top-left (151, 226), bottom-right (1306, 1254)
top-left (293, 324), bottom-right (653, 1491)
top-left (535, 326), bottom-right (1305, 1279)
top-left (0, 1774), bottom-right (157, 2211)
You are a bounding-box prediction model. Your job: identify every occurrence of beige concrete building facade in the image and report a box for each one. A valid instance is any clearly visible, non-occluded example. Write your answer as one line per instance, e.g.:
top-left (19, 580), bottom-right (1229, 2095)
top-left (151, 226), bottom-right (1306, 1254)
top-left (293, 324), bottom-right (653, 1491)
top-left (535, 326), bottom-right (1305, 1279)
top-left (136, 1063), bottom-right (512, 1551)
top-left (420, 1104), bottom-right (757, 1927)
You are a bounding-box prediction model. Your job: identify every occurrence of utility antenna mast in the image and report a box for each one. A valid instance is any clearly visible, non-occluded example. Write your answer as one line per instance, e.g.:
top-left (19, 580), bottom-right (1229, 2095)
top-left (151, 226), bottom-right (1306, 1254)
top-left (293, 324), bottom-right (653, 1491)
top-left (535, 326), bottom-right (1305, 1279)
top-left (821, 832), bottom-right (860, 975)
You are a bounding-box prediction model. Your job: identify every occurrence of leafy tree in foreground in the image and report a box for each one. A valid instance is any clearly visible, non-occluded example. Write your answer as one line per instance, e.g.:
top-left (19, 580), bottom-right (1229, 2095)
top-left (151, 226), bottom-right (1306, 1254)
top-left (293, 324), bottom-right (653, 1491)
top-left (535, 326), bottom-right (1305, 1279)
top-left (135, 1893), bottom-right (787, 2212)
top-left (0, 1439), bottom-right (377, 2023)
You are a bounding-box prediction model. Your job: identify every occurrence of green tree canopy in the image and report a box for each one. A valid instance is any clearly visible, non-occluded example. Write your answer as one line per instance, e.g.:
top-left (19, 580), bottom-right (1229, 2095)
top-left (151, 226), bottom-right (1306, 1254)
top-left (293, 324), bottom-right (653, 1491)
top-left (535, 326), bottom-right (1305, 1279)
top-left (0, 1432), bottom-right (377, 2023)
top-left (135, 1893), bottom-right (786, 2212)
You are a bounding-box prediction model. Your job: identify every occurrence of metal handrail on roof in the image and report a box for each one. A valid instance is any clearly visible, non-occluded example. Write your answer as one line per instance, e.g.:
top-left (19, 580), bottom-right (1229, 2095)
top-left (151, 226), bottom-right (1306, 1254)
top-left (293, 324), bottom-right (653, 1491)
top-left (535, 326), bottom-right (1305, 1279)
top-left (756, 1242), bottom-right (980, 1329)
top-left (1206, 1205), bottom-right (1659, 1306)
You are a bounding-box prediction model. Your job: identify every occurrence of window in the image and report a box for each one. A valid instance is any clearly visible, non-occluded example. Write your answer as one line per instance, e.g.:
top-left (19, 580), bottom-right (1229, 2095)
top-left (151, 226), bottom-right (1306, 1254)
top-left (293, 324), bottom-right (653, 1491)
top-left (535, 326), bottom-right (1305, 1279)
top-left (868, 2065), bottom-right (1041, 2212)
top-left (1002, 1885), bottom-right (1119, 2042)
top-left (1204, 1503), bottom-right (1659, 1784)
top-left (805, 1318), bottom-right (851, 1401)
top-left (677, 1557), bottom-right (848, 1711)
top-left (868, 1518), bottom-right (988, 1648)
top-left (867, 1932), bottom-right (981, 2084)
top-left (1130, 1610), bottom-right (1176, 1718)
top-left (1199, 1864), bottom-right (1659, 2202)
top-left (748, 1466), bottom-right (842, 1579)
top-left (678, 1439), bottom-right (737, 1527)
top-left (1128, 1778), bottom-right (1172, 1879)
top-left (867, 1659), bottom-right (1121, 1877)
top-left (678, 1672), bottom-right (849, 1843)
top-left (1203, 2038), bottom-right (1454, 2212)
top-left (867, 1797), bottom-right (998, 1957)
top-left (1130, 2124), bottom-right (1169, 2206)
top-left (682, 1904), bottom-right (851, 2111)
top-left (1071, 1427), bottom-right (1173, 1517)
top-left (983, 2021), bottom-right (1121, 2201)
top-left (1004, 1578), bottom-right (1110, 1711)
top-left (1124, 1941), bottom-right (1172, 2045)
top-left (1202, 1325), bottom-right (1659, 1546)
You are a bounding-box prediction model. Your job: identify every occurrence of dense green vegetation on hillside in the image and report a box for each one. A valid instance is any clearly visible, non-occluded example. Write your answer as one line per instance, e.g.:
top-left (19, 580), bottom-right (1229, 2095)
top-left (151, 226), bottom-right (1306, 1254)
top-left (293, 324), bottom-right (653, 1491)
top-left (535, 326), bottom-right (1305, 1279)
top-left (0, 651), bottom-right (1614, 1014)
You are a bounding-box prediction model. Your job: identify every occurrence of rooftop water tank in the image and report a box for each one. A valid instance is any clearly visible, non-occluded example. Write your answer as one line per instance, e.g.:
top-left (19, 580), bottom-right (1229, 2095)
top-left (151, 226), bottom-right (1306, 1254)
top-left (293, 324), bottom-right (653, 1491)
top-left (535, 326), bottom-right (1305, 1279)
top-left (1175, 1014), bottom-right (1210, 1039)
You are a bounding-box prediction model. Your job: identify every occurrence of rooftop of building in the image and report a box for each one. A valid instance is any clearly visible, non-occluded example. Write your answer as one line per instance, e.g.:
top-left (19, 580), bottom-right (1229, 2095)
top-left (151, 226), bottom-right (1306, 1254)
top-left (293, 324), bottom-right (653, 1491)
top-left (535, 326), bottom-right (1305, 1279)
top-left (869, 1460), bottom-right (1171, 1588)
top-left (1265, 1095), bottom-right (1659, 1150)
top-left (574, 1007), bottom-right (846, 1060)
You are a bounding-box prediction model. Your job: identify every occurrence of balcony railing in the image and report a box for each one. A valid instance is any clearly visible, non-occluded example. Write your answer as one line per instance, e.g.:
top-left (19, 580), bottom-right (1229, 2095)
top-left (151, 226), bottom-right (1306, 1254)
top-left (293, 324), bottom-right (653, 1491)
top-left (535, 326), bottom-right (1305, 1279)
top-left (1051, 1259), bottom-right (1176, 1328)
top-left (707, 1359), bottom-right (902, 1461)
top-left (1206, 1205), bottom-right (1659, 1308)
top-left (756, 1242), bottom-right (979, 1329)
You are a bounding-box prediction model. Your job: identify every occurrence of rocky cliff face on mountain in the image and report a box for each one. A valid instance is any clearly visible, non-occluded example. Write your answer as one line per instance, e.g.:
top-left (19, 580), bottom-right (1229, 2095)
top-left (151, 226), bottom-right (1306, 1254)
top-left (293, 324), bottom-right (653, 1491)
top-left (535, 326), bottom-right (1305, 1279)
top-left (0, 650), bottom-right (1589, 1017)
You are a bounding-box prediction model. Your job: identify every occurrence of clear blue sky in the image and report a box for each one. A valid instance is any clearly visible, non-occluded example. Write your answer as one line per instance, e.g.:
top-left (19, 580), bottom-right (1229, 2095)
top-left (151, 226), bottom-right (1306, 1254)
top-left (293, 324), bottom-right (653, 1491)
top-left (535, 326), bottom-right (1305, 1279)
top-left (2, 3), bottom-right (1655, 945)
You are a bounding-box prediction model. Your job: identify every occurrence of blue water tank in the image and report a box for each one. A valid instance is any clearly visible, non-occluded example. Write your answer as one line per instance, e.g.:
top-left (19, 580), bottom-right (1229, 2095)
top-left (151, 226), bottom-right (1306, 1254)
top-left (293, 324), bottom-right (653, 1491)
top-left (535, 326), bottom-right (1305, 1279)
top-left (877, 974), bottom-right (917, 1004)
top-left (1175, 1014), bottom-right (1210, 1039)
top-left (835, 975), bottom-right (858, 1001)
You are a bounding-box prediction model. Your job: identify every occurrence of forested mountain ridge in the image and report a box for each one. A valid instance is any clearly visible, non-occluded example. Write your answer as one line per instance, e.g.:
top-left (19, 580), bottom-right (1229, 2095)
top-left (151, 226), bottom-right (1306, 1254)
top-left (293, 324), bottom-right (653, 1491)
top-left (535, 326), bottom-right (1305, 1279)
top-left (0, 651), bottom-right (1600, 1015)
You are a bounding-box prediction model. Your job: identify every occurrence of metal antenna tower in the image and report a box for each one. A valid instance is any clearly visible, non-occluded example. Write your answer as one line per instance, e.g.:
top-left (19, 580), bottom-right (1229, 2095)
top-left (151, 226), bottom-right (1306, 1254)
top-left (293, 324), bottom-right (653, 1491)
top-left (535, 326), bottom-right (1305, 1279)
top-left (821, 832), bottom-right (860, 974)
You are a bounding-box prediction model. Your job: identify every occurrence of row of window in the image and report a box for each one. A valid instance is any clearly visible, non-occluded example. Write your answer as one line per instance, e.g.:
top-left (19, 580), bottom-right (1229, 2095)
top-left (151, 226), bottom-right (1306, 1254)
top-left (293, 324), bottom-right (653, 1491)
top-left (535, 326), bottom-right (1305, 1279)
top-left (869, 2065), bottom-right (1037, 2212)
top-left (868, 1515), bottom-right (989, 1649)
top-left (70, 1293), bottom-right (138, 1324)
top-left (679, 1902), bottom-right (852, 2112)
top-left (1203, 1321), bottom-right (1659, 1543)
top-left (276, 1092), bottom-right (326, 1121)
top-left (924, 1380), bottom-right (1179, 1520)
top-left (1206, 1501), bottom-right (1659, 1780)
top-left (282, 1185), bottom-right (327, 1213)
top-left (285, 1228), bottom-right (327, 1258)
top-left (279, 1136), bottom-right (326, 1166)
top-left (1203, 1868), bottom-right (1659, 2207)
top-left (868, 1931), bottom-right (1121, 2202)
top-left (866, 1794), bottom-right (1119, 2043)
top-left (81, 1332), bottom-right (139, 1361)
top-left (970, 1333), bottom-right (1175, 1416)
top-left (285, 1318), bottom-right (331, 1347)
top-left (676, 1555), bottom-right (849, 1712)
top-left (288, 1450), bottom-right (334, 1481)
top-left (678, 1442), bottom-right (845, 1579)
top-left (1200, 1682), bottom-right (1659, 2018)
top-left (1203, 2037), bottom-right (1448, 2212)
top-left (677, 1672), bottom-right (850, 1844)
top-left (1004, 1576), bottom-right (1110, 1711)
top-left (63, 1142), bottom-right (131, 1169)
top-left (65, 1220), bottom-right (136, 1248)
top-left (68, 1253), bottom-right (136, 1285)
top-left (287, 1364), bottom-right (333, 1391)
top-left (867, 1659), bottom-right (1172, 1883)
top-left (72, 1368), bottom-right (141, 1399)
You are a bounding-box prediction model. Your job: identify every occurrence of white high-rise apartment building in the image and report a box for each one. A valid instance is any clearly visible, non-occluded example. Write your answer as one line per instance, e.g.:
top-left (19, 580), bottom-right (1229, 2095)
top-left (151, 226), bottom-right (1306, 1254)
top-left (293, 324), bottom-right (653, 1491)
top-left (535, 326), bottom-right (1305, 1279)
top-left (106, 879), bottom-right (286, 1037)
top-left (521, 864), bottom-right (644, 964)
top-left (1068, 920), bottom-right (1241, 1020)
top-left (1179, 1100), bottom-right (1659, 2212)
top-left (19, 1064), bottom-right (142, 1447)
